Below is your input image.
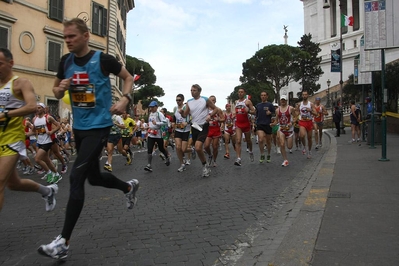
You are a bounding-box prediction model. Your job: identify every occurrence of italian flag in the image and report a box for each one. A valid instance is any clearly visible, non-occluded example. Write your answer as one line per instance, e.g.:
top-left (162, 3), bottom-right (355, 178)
top-left (341, 14), bottom-right (354, 27)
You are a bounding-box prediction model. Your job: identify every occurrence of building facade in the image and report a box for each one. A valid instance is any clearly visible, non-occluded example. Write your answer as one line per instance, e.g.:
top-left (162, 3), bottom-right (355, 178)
top-left (286, 0), bottom-right (399, 104)
top-left (0, 0), bottom-right (134, 118)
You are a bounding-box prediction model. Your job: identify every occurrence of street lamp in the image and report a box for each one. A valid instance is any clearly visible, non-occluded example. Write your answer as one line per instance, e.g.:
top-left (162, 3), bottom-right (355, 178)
top-left (326, 79), bottom-right (331, 107)
top-left (324, 0), bottom-right (345, 134)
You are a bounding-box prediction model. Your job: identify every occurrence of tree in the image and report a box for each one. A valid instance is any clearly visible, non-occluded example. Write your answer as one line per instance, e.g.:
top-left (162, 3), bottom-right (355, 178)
top-left (241, 44), bottom-right (301, 102)
top-left (295, 34), bottom-right (324, 96)
top-left (125, 55), bottom-right (165, 113)
top-left (229, 82), bottom-right (274, 106)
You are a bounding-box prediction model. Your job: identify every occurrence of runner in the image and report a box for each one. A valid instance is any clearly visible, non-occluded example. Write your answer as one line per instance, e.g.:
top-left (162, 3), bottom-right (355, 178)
top-left (0, 47), bottom-right (58, 213)
top-left (272, 95), bottom-right (296, 166)
top-left (255, 91), bottom-right (275, 163)
top-left (38, 18), bottom-right (139, 260)
top-left (173, 94), bottom-right (192, 172)
top-left (233, 88), bottom-right (256, 166)
top-left (296, 90), bottom-right (316, 159)
top-left (312, 97), bottom-right (328, 149)
top-left (204, 95), bottom-right (224, 167)
top-left (33, 103), bottom-right (62, 183)
top-left (222, 103), bottom-right (236, 159)
top-left (144, 101), bottom-right (170, 172)
top-left (179, 84), bottom-right (219, 177)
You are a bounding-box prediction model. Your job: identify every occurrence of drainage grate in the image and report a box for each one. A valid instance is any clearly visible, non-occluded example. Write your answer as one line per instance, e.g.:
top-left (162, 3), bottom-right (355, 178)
top-left (328, 192), bottom-right (351, 198)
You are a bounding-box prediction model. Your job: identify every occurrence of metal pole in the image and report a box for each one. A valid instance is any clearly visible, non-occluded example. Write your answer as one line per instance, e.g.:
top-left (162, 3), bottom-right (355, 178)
top-left (379, 49), bottom-right (389, 161)
top-left (370, 72), bottom-right (376, 149)
top-left (339, 1), bottom-right (345, 134)
top-left (362, 84), bottom-right (366, 141)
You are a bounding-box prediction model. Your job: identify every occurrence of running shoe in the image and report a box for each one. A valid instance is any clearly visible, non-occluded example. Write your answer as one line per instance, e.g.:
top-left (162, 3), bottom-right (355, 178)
top-left (46, 172), bottom-right (54, 183)
top-left (160, 153), bottom-right (166, 160)
top-left (249, 152), bottom-right (254, 162)
top-left (259, 154), bottom-right (265, 163)
top-left (43, 184), bottom-right (58, 212)
top-left (289, 149), bottom-right (293, 154)
top-left (234, 158), bottom-right (242, 166)
top-left (126, 153), bottom-right (132, 165)
top-left (165, 156), bottom-right (171, 166)
top-left (281, 160), bottom-right (289, 167)
top-left (38, 235), bottom-right (69, 260)
top-left (144, 164), bottom-right (153, 172)
top-left (103, 164), bottom-right (112, 172)
top-left (315, 145), bottom-right (319, 150)
top-left (202, 164), bottom-right (211, 177)
top-left (125, 179), bottom-right (139, 209)
top-left (23, 166), bottom-right (33, 175)
top-left (61, 164), bottom-right (68, 174)
top-left (213, 161), bottom-right (217, 167)
top-left (191, 147), bottom-right (196, 160)
top-left (185, 159), bottom-right (191, 165)
top-left (224, 153), bottom-right (230, 159)
top-left (177, 164), bottom-right (186, 172)
top-left (51, 173), bottom-right (62, 184)
top-left (266, 155), bottom-right (271, 163)
top-left (276, 147), bottom-right (281, 154)
top-left (307, 151), bottom-right (312, 159)
top-left (302, 148), bottom-right (306, 155)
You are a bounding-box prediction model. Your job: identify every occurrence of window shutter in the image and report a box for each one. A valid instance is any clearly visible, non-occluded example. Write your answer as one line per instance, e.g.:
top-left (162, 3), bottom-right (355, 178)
top-left (48, 42), bottom-right (61, 72)
top-left (92, 4), bottom-right (100, 35)
top-left (0, 27), bottom-right (8, 48)
top-left (102, 7), bottom-right (108, 36)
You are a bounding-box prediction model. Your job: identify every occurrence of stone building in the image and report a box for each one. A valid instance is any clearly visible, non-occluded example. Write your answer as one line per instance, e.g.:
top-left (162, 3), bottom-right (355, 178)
top-left (0, 0), bottom-right (134, 118)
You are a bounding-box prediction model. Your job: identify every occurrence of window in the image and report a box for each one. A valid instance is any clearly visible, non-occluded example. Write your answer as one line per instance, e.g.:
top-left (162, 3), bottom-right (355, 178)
top-left (48, 41), bottom-right (61, 72)
top-left (92, 2), bottom-right (108, 36)
top-left (354, 39), bottom-right (357, 48)
top-left (49, 0), bottom-right (64, 22)
top-left (0, 26), bottom-right (8, 48)
top-left (352, 0), bottom-right (360, 31)
top-left (116, 22), bottom-right (126, 56)
top-left (330, 0), bottom-right (337, 37)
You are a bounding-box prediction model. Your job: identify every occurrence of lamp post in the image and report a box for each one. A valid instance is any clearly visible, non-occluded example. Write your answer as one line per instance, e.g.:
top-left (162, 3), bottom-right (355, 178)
top-left (324, 0), bottom-right (345, 134)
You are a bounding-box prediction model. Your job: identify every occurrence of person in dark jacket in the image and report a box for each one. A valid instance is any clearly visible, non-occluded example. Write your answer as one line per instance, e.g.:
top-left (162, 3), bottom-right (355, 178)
top-left (333, 106), bottom-right (342, 137)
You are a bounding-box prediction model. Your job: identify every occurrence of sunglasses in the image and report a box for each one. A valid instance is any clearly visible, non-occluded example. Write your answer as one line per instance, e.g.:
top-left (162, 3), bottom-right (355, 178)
top-left (176, 99), bottom-right (182, 102)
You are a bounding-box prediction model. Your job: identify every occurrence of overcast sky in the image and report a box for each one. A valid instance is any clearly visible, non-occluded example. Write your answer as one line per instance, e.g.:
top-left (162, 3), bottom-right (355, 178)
top-left (126, 0), bottom-right (304, 110)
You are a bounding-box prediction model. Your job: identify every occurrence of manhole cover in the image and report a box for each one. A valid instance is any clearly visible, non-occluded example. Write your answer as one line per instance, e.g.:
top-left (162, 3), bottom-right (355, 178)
top-left (328, 192), bottom-right (351, 198)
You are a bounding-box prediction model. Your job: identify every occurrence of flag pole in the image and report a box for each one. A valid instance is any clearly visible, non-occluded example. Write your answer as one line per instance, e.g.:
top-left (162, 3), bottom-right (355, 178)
top-left (339, 1), bottom-right (345, 134)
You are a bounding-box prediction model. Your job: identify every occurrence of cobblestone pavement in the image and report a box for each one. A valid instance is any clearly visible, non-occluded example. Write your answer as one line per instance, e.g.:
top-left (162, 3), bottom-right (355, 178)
top-left (0, 136), bottom-right (328, 266)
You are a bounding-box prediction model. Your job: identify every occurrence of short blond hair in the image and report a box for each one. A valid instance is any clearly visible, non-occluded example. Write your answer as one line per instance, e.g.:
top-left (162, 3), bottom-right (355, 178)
top-left (63, 18), bottom-right (89, 34)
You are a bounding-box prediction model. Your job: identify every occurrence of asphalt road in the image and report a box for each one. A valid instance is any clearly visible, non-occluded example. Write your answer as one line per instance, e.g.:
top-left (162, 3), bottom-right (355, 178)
top-left (0, 137), bottom-right (328, 266)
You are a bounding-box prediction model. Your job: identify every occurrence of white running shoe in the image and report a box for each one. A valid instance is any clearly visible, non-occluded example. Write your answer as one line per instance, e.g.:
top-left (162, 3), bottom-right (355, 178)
top-left (185, 159), bottom-right (191, 165)
top-left (281, 160), bottom-right (289, 167)
top-left (125, 179), bottom-right (139, 209)
top-left (177, 164), bottom-right (186, 172)
top-left (202, 164), bottom-right (211, 177)
top-left (38, 235), bottom-right (69, 260)
top-left (43, 184), bottom-right (58, 212)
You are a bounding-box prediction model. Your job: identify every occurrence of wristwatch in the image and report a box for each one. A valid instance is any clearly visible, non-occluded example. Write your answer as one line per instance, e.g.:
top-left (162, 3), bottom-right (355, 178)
top-left (122, 93), bottom-right (132, 103)
top-left (2, 110), bottom-right (9, 118)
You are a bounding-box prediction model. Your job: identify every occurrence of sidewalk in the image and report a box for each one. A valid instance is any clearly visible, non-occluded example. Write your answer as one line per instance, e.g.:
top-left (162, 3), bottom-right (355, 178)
top-left (269, 129), bottom-right (399, 266)
top-left (311, 131), bottom-right (399, 265)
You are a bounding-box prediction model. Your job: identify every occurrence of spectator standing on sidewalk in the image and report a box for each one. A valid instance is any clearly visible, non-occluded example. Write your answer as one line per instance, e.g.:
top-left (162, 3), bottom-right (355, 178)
top-left (333, 106), bottom-right (342, 137)
top-left (349, 100), bottom-right (361, 143)
top-left (38, 18), bottom-right (139, 260)
top-left (0, 48), bottom-right (58, 213)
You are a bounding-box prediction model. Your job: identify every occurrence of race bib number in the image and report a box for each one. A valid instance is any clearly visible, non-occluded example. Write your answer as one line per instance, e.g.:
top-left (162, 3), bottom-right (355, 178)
top-left (70, 84), bottom-right (96, 108)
